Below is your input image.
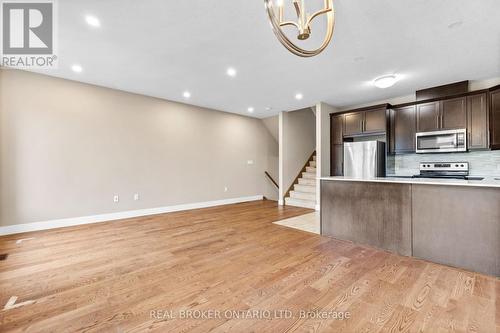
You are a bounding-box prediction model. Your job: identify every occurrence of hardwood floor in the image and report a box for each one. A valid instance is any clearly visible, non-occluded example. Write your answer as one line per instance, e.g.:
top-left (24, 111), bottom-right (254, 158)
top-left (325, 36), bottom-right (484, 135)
top-left (0, 200), bottom-right (498, 332)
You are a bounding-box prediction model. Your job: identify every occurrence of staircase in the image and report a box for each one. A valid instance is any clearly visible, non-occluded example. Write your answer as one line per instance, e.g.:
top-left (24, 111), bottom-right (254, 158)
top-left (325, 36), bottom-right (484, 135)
top-left (285, 154), bottom-right (317, 209)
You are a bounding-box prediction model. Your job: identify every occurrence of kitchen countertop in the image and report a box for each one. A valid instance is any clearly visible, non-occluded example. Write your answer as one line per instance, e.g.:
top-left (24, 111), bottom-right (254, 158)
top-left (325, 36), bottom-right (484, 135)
top-left (319, 176), bottom-right (500, 188)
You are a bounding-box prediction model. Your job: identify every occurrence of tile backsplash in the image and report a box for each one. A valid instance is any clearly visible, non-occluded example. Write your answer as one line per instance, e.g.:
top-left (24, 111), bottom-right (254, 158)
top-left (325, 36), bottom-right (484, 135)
top-left (387, 150), bottom-right (500, 176)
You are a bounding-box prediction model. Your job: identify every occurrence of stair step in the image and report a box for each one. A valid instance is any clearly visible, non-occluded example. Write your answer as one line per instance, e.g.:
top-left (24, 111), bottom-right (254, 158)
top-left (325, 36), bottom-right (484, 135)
top-left (309, 161), bottom-right (316, 167)
top-left (298, 178), bottom-right (316, 185)
top-left (285, 197), bottom-right (316, 209)
top-left (306, 166), bottom-right (316, 173)
top-left (290, 191), bottom-right (316, 201)
top-left (294, 184), bottom-right (316, 193)
top-left (302, 172), bottom-right (316, 179)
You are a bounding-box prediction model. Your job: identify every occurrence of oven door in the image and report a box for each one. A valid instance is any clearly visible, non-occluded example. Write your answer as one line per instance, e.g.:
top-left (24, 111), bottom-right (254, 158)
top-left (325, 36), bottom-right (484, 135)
top-left (416, 129), bottom-right (467, 153)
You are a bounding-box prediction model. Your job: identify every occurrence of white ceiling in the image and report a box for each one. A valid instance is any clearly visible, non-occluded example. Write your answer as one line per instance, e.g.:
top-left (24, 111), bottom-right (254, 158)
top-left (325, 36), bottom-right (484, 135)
top-left (29, 0), bottom-right (500, 118)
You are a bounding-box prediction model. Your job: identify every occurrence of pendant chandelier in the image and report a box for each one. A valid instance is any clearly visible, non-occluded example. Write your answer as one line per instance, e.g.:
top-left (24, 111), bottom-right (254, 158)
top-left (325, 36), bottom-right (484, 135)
top-left (264, 0), bottom-right (335, 57)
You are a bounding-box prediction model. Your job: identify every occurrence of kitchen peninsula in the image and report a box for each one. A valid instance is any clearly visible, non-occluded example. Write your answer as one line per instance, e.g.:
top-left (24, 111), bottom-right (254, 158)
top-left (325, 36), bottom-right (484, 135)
top-left (320, 176), bottom-right (500, 276)
top-left (324, 80), bottom-right (500, 277)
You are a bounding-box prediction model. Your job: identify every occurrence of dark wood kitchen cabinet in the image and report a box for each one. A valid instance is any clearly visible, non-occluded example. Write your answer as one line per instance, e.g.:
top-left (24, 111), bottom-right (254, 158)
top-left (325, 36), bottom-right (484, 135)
top-left (390, 105), bottom-right (416, 154)
top-left (416, 101), bottom-right (440, 132)
top-left (344, 107), bottom-right (387, 136)
top-left (331, 114), bottom-right (344, 145)
top-left (330, 114), bottom-right (344, 176)
top-left (331, 144), bottom-right (344, 176)
top-left (343, 112), bottom-right (364, 136)
top-left (417, 98), bottom-right (467, 132)
top-left (491, 88), bottom-right (500, 150)
top-left (441, 97), bottom-right (467, 130)
top-left (364, 108), bottom-right (387, 133)
top-left (467, 93), bottom-right (489, 150)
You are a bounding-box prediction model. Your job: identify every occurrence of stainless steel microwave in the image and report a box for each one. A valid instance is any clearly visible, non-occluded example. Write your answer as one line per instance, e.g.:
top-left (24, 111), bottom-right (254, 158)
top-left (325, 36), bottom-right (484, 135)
top-left (416, 129), bottom-right (467, 153)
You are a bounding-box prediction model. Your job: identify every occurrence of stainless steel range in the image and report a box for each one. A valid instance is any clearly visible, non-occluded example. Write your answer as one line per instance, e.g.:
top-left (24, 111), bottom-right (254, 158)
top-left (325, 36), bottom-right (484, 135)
top-left (413, 162), bottom-right (483, 180)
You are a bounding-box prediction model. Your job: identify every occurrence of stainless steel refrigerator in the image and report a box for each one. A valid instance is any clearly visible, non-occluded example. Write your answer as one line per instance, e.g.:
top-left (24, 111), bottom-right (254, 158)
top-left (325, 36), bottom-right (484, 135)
top-left (344, 141), bottom-right (386, 178)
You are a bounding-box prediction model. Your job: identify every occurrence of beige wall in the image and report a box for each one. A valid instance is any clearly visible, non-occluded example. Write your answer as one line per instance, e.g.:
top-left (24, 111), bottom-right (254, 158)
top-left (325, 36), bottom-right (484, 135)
top-left (262, 115), bottom-right (278, 143)
top-left (281, 108), bottom-right (316, 194)
top-left (0, 69), bottom-right (278, 227)
top-left (261, 115), bottom-right (279, 191)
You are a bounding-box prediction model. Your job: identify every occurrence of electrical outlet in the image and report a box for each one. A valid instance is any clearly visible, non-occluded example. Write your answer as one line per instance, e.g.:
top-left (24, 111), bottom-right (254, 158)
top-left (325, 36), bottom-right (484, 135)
top-left (224, 187), bottom-right (228, 192)
top-left (247, 160), bottom-right (254, 165)
top-left (113, 195), bottom-right (119, 203)
top-left (134, 193), bottom-right (140, 201)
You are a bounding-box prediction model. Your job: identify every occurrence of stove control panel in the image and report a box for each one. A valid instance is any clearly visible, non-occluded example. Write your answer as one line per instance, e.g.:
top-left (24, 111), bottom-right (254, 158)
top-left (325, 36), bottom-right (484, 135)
top-left (419, 162), bottom-right (469, 172)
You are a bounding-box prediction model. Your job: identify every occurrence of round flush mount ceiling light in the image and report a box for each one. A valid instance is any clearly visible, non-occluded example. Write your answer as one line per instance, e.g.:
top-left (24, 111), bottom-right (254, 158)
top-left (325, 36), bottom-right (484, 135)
top-left (85, 15), bottom-right (100, 27)
top-left (295, 93), bottom-right (303, 100)
top-left (71, 64), bottom-right (83, 73)
top-left (247, 107), bottom-right (255, 113)
top-left (226, 67), bottom-right (237, 77)
top-left (373, 75), bottom-right (398, 89)
top-left (183, 91), bottom-right (191, 99)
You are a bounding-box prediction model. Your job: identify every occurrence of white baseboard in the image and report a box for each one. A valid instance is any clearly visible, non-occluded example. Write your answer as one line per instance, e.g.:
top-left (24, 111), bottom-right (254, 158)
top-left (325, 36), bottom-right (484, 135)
top-left (0, 195), bottom-right (263, 236)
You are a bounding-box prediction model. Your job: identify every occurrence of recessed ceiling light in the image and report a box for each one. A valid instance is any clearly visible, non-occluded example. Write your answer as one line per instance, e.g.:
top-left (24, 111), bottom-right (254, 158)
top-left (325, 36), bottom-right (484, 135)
top-left (247, 107), bottom-right (254, 113)
top-left (183, 91), bottom-right (191, 99)
top-left (85, 15), bottom-right (100, 27)
top-left (71, 64), bottom-right (83, 73)
top-left (226, 67), bottom-right (237, 77)
top-left (295, 93), bottom-right (303, 100)
top-left (373, 75), bottom-right (398, 89)
top-left (265, 107), bottom-right (272, 111)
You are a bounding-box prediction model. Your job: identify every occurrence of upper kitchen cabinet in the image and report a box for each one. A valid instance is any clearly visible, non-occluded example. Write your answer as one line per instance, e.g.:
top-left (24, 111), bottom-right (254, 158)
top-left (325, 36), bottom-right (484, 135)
top-left (441, 97), bottom-right (467, 130)
top-left (331, 114), bottom-right (344, 145)
top-left (390, 105), bottom-right (416, 154)
top-left (417, 97), bottom-right (467, 132)
top-left (467, 93), bottom-right (489, 150)
top-left (364, 108), bottom-right (387, 133)
top-left (491, 88), bottom-right (500, 150)
top-left (416, 102), bottom-right (440, 132)
top-left (343, 106), bottom-right (388, 136)
top-left (343, 112), bottom-right (364, 136)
